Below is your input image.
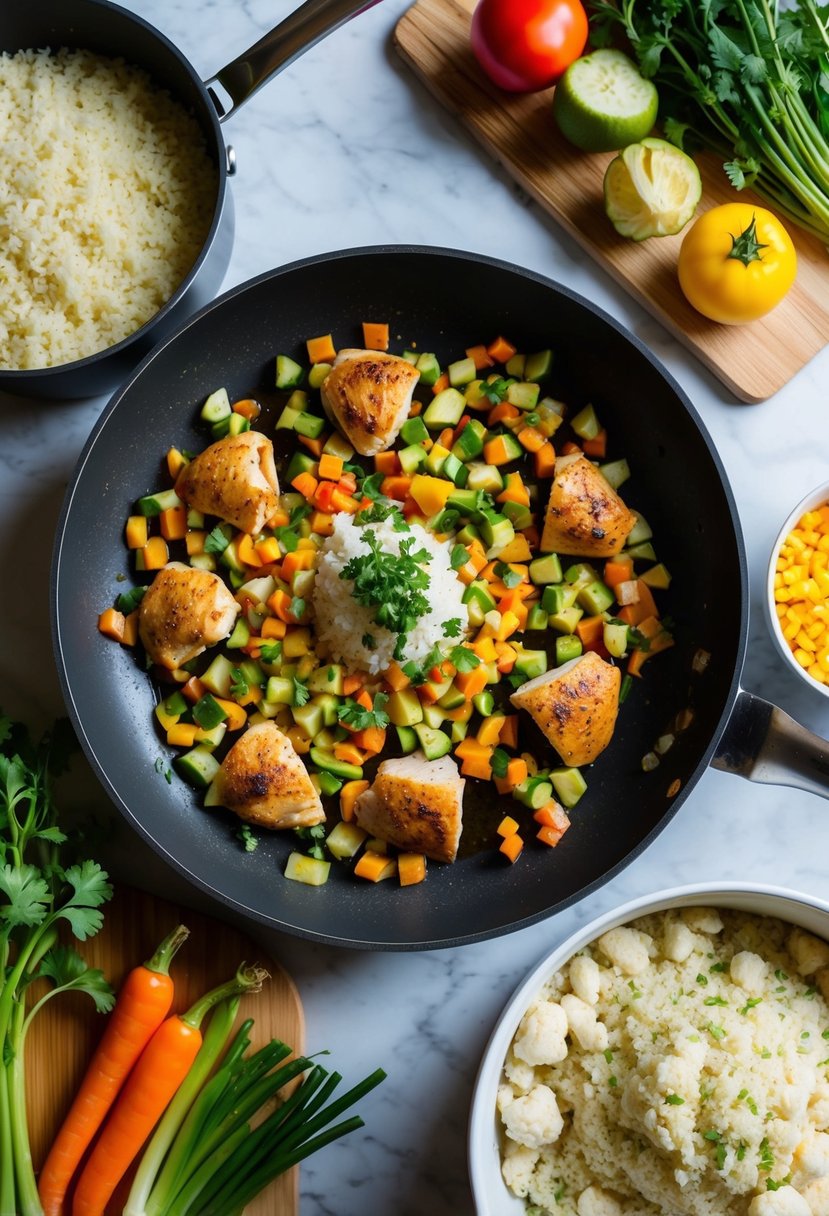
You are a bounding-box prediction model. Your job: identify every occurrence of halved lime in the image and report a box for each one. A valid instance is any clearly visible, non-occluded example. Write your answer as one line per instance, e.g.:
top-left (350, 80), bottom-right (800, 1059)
top-left (553, 49), bottom-right (658, 153)
top-left (604, 137), bottom-right (702, 240)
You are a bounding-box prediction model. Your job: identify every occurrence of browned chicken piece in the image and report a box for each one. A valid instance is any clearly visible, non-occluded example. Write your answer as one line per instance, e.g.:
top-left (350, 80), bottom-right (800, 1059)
top-left (354, 751), bottom-right (465, 863)
top-left (175, 431), bottom-right (279, 535)
top-left (320, 348), bottom-right (421, 456)
top-left (139, 561), bottom-right (240, 671)
top-left (510, 651), bottom-right (621, 768)
top-left (204, 721), bottom-right (324, 829)
top-left (540, 455), bottom-right (636, 557)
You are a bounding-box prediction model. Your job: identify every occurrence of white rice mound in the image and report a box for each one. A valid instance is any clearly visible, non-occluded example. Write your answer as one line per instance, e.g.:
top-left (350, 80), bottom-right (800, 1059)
top-left (0, 48), bottom-right (216, 370)
top-left (498, 907), bottom-right (829, 1216)
top-left (312, 513), bottom-right (467, 675)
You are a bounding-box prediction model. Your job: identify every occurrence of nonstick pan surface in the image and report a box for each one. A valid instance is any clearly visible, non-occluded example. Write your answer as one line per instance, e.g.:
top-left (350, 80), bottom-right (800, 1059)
top-left (51, 247), bottom-right (747, 949)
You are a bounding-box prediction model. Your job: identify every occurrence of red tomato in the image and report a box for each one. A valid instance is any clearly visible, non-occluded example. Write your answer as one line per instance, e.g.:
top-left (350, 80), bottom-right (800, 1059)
top-left (470, 0), bottom-right (589, 93)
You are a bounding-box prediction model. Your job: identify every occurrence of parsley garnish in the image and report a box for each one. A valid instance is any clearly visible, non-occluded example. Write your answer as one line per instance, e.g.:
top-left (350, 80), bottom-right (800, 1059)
top-left (230, 668), bottom-right (248, 698)
top-left (340, 528), bottom-right (431, 658)
top-left (481, 376), bottom-right (509, 404)
top-left (115, 585), bottom-right (147, 614)
top-left (289, 596), bottom-right (306, 621)
top-left (295, 823), bottom-right (326, 860)
top-left (665, 1094), bottom-right (685, 1105)
top-left (449, 646), bottom-right (480, 673)
top-left (450, 544), bottom-right (468, 570)
top-left (204, 525), bottom-right (231, 554)
top-left (442, 618), bottom-right (463, 638)
top-left (236, 824), bottom-right (258, 852)
top-left (338, 694), bottom-right (389, 731)
top-left (292, 678), bottom-right (310, 707)
top-left (493, 561), bottom-right (522, 589)
top-left (260, 642), bottom-right (283, 663)
top-left (490, 748), bottom-right (510, 779)
top-left (360, 472), bottom-right (386, 501)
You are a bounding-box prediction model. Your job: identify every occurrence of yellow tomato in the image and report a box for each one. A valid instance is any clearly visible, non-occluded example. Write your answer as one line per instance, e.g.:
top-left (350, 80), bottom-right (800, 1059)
top-left (677, 203), bottom-right (797, 324)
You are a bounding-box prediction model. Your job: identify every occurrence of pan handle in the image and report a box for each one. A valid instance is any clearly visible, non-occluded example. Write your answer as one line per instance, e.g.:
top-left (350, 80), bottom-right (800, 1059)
top-left (204, 0), bottom-right (384, 121)
top-left (712, 689), bottom-right (829, 799)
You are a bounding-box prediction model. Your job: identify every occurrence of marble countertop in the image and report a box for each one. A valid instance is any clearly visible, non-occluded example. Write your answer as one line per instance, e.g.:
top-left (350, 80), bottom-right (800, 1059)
top-left (3, 1), bottom-right (829, 1212)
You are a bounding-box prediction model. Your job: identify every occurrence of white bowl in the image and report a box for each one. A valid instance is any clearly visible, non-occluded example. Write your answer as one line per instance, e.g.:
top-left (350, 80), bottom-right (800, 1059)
top-left (467, 883), bottom-right (829, 1215)
top-left (765, 479), bottom-right (829, 698)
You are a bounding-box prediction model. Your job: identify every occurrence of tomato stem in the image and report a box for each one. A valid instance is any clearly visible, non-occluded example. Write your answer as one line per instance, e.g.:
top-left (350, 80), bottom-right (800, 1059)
top-left (726, 214), bottom-right (767, 266)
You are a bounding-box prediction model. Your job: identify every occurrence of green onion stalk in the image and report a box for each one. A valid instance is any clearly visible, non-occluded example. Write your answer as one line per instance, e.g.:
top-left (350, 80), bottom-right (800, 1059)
top-left (590, 0), bottom-right (829, 244)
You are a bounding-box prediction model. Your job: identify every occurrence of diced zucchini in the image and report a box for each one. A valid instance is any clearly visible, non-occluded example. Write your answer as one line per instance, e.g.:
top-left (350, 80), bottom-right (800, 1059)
top-left (275, 404), bottom-right (302, 431)
top-left (555, 634), bottom-right (583, 665)
top-left (192, 693), bottom-right (228, 731)
top-left (317, 769), bottom-right (343, 797)
top-left (137, 487), bottom-right (183, 517)
top-left (386, 688), bottom-right (424, 727)
top-left (451, 419), bottom-right (487, 462)
top-left (513, 775), bottom-right (554, 809)
top-left (284, 852), bottom-right (330, 886)
top-left (548, 606), bottom-right (584, 635)
top-left (564, 561), bottom-right (599, 587)
top-left (455, 523), bottom-right (480, 546)
top-left (415, 352), bottom-right (442, 386)
top-left (494, 430), bottom-right (525, 460)
top-left (506, 381), bottom-right (540, 410)
top-left (219, 539), bottom-right (245, 575)
top-left (396, 725), bottom-right (418, 754)
top-left (624, 541), bottom-right (657, 563)
top-left (550, 767), bottom-right (587, 808)
top-left (308, 362), bottom-right (332, 389)
top-left (195, 722), bottom-right (227, 751)
top-left (413, 723), bottom-right (452, 760)
top-left (276, 354), bottom-right (305, 389)
top-left (176, 747), bottom-right (220, 789)
top-left (189, 553), bottom-right (217, 572)
top-left (226, 617), bottom-right (251, 650)
top-left (472, 690), bottom-right (495, 717)
top-left (186, 507), bottom-right (205, 528)
top-left (265, 676), bottom-right (294, 704)
top-left (626, 513), bottom-right (653, 546)
top-left (421, 704), bottom-right (446, 729)
top-left (465, 461), bottom-right (504, 494)
top-left (310, 693), bottom-right (340, 728)
top-left (529, 554), bottom-right (563, 585)
top-left (294, 412), bottom-right (326, 440)
top-left (424, 443), bottom-right (450, 476)
top-left (571, 403), bottom-right (601, 440)
top-left (308, 664), bottom-right (344, 696)
top-left (292, 702), bottom-right (324, 738)
top-left (450, 719), bottom-right (469, 744)
top-left (200, 387), bottom-right (231, 424)
top-left (526, 603), bottom-right (549, 631)
top-left (512, 648), bottom-right (548, 679)
top-left (400, 415), bottom-right (430, 446)
top-left (448, 356), bottom-right (477, 387)
top-left (227, 413), bottom-right (250, 437)
top-left (479, 510), bottom-right (515, 556)
top-left (441, 453), bottom-right (466, 485)
top-left (505, 353), bottom-right (525, 378)
top-left (401, 349), bottom-right (419, 366)
top-left (423, 387), bottom-right (466, 430)
top-left (599, 458), bottom-right (631, 490)
top-left (322, 431), bottom-right (354, 460)
top-left (524, 349), bottom-right (553, 382)
top-left (395, 442), bottom-right (425, 476)
top-left (201, 654), bottom-right (235, 698)
top-left (640, 563), bottom-right (671, 589)
top-left (446, 487), bottom-right (479, 514)
top-left (285, 450), bottom-right (317, 483)
top-left (309, 748), bottom-right (363, 781)
top-left (603, 622), bottom-right (629, 658)
top-left (326, 822), bottom-right (367, 860)
top-left (501, 500), bottom-right (534, 532)
top-left (155, 691), bottom-right (188, 732)
top-left (576, 579), bottom-right (615, 615)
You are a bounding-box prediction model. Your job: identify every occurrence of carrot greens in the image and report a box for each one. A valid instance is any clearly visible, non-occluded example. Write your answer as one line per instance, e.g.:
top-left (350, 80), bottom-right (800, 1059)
top-left (590, 0), bottom-right (829, 242)
top-left (0, 714), bottom-right (113, 1216)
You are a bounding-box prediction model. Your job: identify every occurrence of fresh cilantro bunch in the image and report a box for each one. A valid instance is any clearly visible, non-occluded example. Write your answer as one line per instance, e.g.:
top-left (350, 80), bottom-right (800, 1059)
top-left (0, 714), bottom-right (114, 1216)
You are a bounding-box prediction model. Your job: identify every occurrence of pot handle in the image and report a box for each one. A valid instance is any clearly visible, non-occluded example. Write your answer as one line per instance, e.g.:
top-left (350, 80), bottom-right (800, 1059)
top-left (205, 0), bottom-right (384, 121)
top-left (712, 689), bottom-right (829, 798)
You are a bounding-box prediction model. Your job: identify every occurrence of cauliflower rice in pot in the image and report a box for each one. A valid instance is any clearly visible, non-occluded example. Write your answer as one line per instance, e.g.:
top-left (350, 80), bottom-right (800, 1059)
top-left (0, 48), bottom-right (216, 370)
top-left (499, 907), bottom-right (829, 1216)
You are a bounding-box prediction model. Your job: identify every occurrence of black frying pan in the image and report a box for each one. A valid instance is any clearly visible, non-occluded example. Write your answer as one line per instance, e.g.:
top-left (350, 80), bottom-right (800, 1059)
top-left (50, 247), bottom-right (829, 949)
top-left (0, 0), bottom-right (380, 400)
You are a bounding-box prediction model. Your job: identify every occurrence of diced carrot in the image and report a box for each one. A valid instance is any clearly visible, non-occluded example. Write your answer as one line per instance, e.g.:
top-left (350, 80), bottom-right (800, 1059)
top-left (267, 588), bottom-right (297, 623)
top-left (398, 853), bottom-right (427, 886)
top-left (270, 510), bottom-right (291, 529)
top-left (617, 580), bottom-right (659, 626)
top-left (309, 510), bottom-right (334, 535)
top-left (354, 688), bottom-right (374, 712)
top-left (282, 549), bottom-right (316, 581)
top-left (140, 536), bottom-right (169, 570)
top-left (409, 474), bottom-right (453, 516)
top-left (98, 607), bottom-right (125, 643)
top-left (483, 435), bottom-right (518, 466)
top-left (477, 715), bottom-right (506, 748)
top-left (306, 333), bottom-right (336, 363)
top-left (178, 678), bottom-right (205, 706)
top-left (338, 471), bottom-right (358, 493)
top-left (329, 488), bottom-right (360, 514)
top-left (232, 398), bottom-right (261, 421)
top-left (342, 673), bottom-right (366, 696)
top-left (255, 536), bottom-right (281, 564)
top-left (362, 321), bottom-right (389, 351)
top-left (236, 533), bottom-right (261, 567)
top-left (291, 471), bottom-right (319, 500)
top-left (437, 428), bottom-right (455, 450)
top-left (333, 741), bottom-right (366, 766)
top-left (122, 610), bottom-right (140, 647)
top-left (214, 698), bottom-right (249, 730)
top-left (453, 415), bottom-right (472, 442)
top-left (534, 442), bottom-right (557, 479)
top-left (431, 373), bottom-right (450, 395)
top-left (496, 535), bottom-right (533, 563)
top-left (494, 756), bottom-right (527, 795)
top-left (339, 779), bottom-right (369, 823)
top-left (576, 615), bottom-right (605, 647)
top-left (497, 472), bottom-right (531, 507)
top-left (533, 801), bottom-right (567, 828)
top-left (384, 662), bottom-right (411, 692)
top-left (408, 399), bottom-right (422, 417)
top-left (494, 642), bottom-right (517, 674)
top-left (125, 515), bottom-right (149, 550)
top-left (466, 344), bottom-right (495, 370)
top-left (560, 440), bottom-right (583, 456)
top-left (487, 335), bottom-right (517, 363)
top-left (604, 556), bottom-right (635, 588)
top-left (461, 756), bottom-right (494, 781)
top-left (499, 716), bottom-right (520, 750)
top-left (454, 665), bottom-right (489, 699)
top-left (517, 426), bottom-right (546, 453)
top-left (354, 852), bottom-right (396, 882)
top-left (496, 815), bottom-right (520, 838)
top-left (582, 428), bottom-right (607, 458)
top-left (454, 736), bottom-right (492, 761)
top-left (499, 832), bottom-right (524, 862)
top-left (374, 450), bottom-right (400, 475)
top-left (537, 821), bottom-right (571, 847)
top-left (261, 617), bottom-right (287, 639)
top-left (352, 726), bottom-right (386, 754)
top-left (167, 722), bottom-right (198, 748)
top-left (487, 400), bottom-right (521, 428)
top-left (298, 434), bottom-right (325, 458)
top-left (166, 447), bottom-right (188, 480)
top-left (471, 636), bottom-right (497, 663)
top-left (380, 475), bottom-right (413, 502)
top-left (313, 480), bottom-right (338, 514)
top-left (318, 452), bottom-right (344, 481)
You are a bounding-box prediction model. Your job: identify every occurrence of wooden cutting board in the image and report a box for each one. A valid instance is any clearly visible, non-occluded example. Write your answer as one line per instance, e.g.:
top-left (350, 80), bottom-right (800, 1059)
top-left (26, 886), bottom-right (304, 1216)
top-left (394, 0), bottom-right (829, 402)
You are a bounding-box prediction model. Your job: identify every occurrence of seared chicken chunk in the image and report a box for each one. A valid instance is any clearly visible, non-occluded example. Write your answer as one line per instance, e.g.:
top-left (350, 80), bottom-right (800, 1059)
top-left (540, 455), bottom-right (635, 557)
top-left (175, 431), bottom-right (279, 535)
top-left (139, 561), bottom-right (240, 671)
top-left (204, 721), bottom-right (324, 829)
top-left (320, 348), bottom-right (420, 456)
top-left (510, 651), bottom-right (620, 767)
top-left (354, 751), bottom-right (465, 863)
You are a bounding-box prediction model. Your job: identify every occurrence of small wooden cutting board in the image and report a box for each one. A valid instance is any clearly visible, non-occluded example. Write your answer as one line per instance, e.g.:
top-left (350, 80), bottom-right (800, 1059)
top-left (26, 886), bottom-right (304, 1216)
top-left (394, 0), bottom-right (829, 402)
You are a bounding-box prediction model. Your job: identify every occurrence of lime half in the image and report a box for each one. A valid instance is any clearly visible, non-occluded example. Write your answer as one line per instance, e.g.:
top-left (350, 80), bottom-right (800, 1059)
top-left (553, 49), bottom-right (658, 153)
top-left (604, 137), bottom-right (702, 240)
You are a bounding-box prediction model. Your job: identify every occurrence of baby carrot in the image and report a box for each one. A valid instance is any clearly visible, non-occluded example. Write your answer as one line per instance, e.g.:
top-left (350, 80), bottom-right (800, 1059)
top-left (71, 965), bottom-right (267, 1216)
top-left (38, 924), bottom-right (190, 1216)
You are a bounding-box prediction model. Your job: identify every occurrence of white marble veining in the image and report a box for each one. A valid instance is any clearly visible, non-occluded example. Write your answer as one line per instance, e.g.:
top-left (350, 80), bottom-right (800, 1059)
top-left (2, 1), bottom-right (829, 1212)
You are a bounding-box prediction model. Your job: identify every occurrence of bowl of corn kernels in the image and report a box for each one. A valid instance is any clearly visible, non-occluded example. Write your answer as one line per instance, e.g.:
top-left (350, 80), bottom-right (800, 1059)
top-left (766, 480), bottom-right (829, 694)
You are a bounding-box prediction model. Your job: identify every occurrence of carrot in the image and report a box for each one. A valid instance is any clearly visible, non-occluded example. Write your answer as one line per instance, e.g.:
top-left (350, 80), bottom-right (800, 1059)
top-left (362, 321), bottom-right (389, 351)
top-left (582, 428), bottom-right (607, 458)
top-left (97, 608), bottom-right (125, 643)
top-left (165, 447), bottom-right (188, 480)
top-left (159, 506), bottom-right (187, 541)
top-left (298, 434), bottom-right (325, 458)
top-left (465, 343), bottom-right (495, 370)
top-left (125, 516), bottom-right (149, 550)
top-left (231, 397), bottom-right (261, 422)
top-left (486, 400), bottom-right (521, 428)
top-left (604, 556), bottom-right (634, 588)
top-left (431, 373), bottom-right (450, 395)
top-left (496, 815), bottom-right (520, 838)
top-left (37, 925), bottom-right (190, 1216)
top-left (340, 779), bottom-right (370, 823)
top-left (318, 452), bottom-right (344, 481)
top-left (70, 966), bottom-right (266, 1216)
top-left (374, 450), bottom-right (400, 475)
top-left (138, 536), bottom-right (168, 571)
top-left (291, 470), bottom-right (319, 500)
top-left (354, 852), bottom-right (396, 882)
top-left (534, 442), bottom-right (557, 479)
top-left (306, 333), bottom-right (336, 363)
top-left (499, 832), bottom-right (524, 862)
top-left (487, 335), bottom-right (517, 363)
top-left (397, 853), bottom-right (427, 886)
top-left (483, 435), bottom-right (517, 466)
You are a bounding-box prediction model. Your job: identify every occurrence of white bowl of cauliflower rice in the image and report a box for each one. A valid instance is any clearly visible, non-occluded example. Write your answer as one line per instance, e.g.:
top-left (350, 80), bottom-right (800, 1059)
top-left (469, 884), bottom-right (829, 1216)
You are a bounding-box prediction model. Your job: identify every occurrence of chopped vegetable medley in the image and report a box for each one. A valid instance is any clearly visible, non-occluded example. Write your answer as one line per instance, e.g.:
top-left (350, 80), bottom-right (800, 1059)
top-left (100, 327), bottom-right (677, 888)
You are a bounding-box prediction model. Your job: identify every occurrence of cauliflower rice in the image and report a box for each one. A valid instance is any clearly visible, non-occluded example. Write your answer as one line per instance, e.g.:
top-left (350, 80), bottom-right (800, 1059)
top-left (0, 48), bottom-right (216, 370)
top-left (499, 908), bottom-right (829, 1216)
top-left (312, 513), bottom-right (467, 674)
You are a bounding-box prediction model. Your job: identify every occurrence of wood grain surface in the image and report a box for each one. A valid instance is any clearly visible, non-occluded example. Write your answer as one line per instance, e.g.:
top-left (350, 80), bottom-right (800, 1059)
top-left (26, 885), bottom-right (304, 1216)
top-left (394, 0), bottom-right (829, 402)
